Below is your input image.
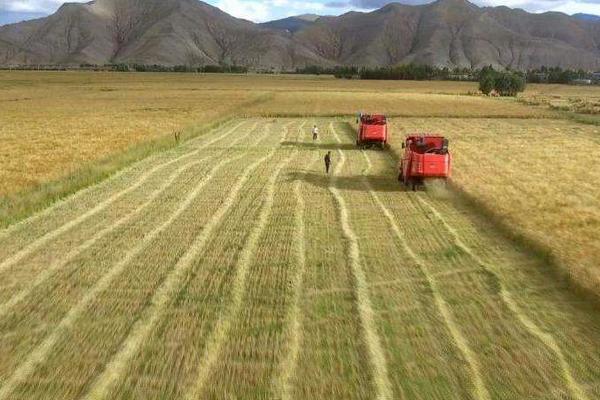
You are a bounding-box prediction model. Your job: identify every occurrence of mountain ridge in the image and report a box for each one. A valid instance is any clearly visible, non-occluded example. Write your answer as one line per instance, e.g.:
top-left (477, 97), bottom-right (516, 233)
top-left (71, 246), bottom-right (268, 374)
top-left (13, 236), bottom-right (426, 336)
top-left (1, 0), bottom-right (599, 70)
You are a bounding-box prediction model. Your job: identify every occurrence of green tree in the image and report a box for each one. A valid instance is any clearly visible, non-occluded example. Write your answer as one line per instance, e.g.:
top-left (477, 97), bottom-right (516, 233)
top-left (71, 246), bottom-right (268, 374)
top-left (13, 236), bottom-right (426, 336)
top-left (479, 69), bottom-right (526, 97)
top-left (479, 73), bottom-right (496, 95)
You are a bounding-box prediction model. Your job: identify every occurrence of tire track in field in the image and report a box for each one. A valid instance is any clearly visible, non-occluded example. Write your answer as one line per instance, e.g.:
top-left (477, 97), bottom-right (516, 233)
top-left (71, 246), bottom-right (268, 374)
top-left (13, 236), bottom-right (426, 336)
top-left (359, 150), bottom-right (491, 400)
top-left (329, 123), bottom-right (392, 400)
top-left (277, 121), bottom-right (313, 400)
top-left (182, 126), bottom-right (300, 400)
top-left (83, 122), bottom-right (295, 400)
top-left (0, 121), bottom-right (246, 274)
top-left (0, 121), bottom-right (272, 400)
top-left (414, 194), bottom-right (591, 400)
top-left (0, 119), bottom-right (240, 241)
top-left (0, 122), bottom-right (261, 319)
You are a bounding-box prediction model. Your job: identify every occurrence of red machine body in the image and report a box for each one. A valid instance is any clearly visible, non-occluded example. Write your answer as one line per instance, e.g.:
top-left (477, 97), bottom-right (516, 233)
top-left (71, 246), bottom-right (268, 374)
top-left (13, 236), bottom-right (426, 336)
top-left (357, 114), bottom-right (388, 149)
top-left (398, 135), bottom-right (451, 189)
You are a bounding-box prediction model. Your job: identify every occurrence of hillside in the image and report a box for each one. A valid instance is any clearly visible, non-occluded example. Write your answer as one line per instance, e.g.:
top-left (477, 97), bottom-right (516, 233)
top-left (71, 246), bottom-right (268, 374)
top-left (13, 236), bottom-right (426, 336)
top-left (294, 0), bottom-right (600, 69)
top-left (0, 0), bottom-right (328, 68)
top-left (1, 0), bottom-right (599, 69)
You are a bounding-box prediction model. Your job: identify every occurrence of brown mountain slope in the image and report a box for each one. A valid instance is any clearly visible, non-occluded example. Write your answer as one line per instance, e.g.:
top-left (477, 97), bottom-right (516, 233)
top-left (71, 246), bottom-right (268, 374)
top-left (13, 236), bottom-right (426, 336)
top-left (294, 0), bottom-right (600, 69)
top-left (0, 0), bottom-right (329, 68)
top-left (0, 0), bottom-right (599, 70)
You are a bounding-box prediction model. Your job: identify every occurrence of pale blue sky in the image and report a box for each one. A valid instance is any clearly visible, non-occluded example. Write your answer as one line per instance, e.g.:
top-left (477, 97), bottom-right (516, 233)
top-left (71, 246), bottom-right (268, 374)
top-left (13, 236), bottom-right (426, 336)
top-left (0, 0), bottom-right (599, 25)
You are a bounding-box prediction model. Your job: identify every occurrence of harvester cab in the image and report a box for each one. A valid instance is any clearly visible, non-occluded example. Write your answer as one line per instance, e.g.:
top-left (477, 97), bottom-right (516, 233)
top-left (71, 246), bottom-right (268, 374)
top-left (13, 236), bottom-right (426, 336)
top-left (399, 135), bottom-right (452, 190)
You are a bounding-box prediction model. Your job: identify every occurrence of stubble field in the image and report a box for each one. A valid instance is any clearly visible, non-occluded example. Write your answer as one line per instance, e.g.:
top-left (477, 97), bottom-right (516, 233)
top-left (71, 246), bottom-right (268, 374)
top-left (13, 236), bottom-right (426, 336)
top-left (1, 119), bottom-right (599, 399)
top-left (1, 72), bottom-right (600, 399)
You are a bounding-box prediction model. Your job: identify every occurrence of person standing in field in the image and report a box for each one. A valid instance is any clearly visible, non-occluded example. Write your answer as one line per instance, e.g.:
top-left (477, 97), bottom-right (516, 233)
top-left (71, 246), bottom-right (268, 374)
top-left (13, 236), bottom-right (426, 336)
top-left (324, 151), bottom-right (332, 174)
top-left (312, 125), bottom-right (319, 141)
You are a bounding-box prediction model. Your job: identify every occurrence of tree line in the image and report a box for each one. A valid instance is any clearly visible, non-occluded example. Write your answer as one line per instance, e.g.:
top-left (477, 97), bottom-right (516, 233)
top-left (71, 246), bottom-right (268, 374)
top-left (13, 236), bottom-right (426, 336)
top-left (295, 64), bottom-right (599, 85)
top-left (109, 64), bottom-right (249, 73)
top-left (525, 66), bottom-right (595, 84)
top-left (294, 64), bottom-right (473, 80)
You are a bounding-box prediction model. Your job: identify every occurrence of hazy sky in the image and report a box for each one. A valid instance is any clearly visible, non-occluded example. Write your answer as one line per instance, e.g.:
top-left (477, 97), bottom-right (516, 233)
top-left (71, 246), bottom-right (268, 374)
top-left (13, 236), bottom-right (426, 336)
top-left (0, 0), bottom-right (599, 24)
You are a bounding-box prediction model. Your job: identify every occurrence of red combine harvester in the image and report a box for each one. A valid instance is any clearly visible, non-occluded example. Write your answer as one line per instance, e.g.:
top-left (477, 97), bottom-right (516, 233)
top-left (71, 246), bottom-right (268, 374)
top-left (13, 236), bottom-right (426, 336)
top-left (398, 135), bottom-right (451, 190)
top-left (357, 114), bottom-right (388, 149)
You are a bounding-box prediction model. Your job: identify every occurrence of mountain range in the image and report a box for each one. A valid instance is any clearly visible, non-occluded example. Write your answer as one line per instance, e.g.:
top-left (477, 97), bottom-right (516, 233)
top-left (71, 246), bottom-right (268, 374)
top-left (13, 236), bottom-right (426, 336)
top-left (1, 0), bottom-right (599, 70)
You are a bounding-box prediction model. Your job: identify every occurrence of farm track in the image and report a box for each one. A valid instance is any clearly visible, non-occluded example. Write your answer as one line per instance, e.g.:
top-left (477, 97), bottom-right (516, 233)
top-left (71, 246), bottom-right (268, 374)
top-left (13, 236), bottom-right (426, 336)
top-left (0, 118), bottom-right (599, 399)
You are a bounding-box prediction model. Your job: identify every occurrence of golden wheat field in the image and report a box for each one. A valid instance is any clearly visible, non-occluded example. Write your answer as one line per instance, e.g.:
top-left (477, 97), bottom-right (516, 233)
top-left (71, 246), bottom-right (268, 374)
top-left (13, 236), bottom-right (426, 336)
top-left (0, 71), bottom-right (553, 198)
top-left (1, 71), bottom-right (600, 399)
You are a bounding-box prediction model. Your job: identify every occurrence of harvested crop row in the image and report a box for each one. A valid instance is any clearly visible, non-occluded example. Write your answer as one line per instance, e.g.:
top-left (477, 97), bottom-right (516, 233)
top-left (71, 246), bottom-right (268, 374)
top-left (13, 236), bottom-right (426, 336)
top-left (0, 121), bottom-right (266, 351)
top-left (184, 126), bottom-right (303, 400)
top-left (79, 122), bottom-right (298, 400)
top-left (278, 131), bottom-right (318, 400)
top-left (330, 123), bottom-right (476, 399)
top-left (378, 188), bottom-right (571, 399)
top-left (348, 164), bottom-right (477, 397)
top-left (0, 121), bottom-right (262, 307)
top-left (0, 121), bottom-right (288, 399)
top-left (188, 122), bottom-right (308, 399)
top-left (328, 123), bottom-right (392, 400)
top-left (0, 119), bottom-right (248, 268)
top-left (286, 122), bottom-right (374, 399)
top-left (330, 121), bottom-right (600, 399)
top-left (1, 117), bottom-right (599, 400)
top-left (414, 193), bottom-right (590, 399)
top-left (422, 194), bottom-right (600, 398)
top-left (354, 136), bottom-right (600, 398)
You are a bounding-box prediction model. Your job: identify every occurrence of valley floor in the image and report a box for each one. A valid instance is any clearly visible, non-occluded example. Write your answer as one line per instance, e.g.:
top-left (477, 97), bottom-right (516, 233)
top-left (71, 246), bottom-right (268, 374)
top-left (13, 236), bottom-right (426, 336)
top-left (0, 119), bottom-right (599, 399)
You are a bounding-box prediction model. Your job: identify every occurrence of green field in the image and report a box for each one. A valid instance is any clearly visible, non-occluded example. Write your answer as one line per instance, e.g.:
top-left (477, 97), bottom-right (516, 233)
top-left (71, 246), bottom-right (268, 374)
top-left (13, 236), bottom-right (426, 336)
top-left (0, 118), bottom-right (599, 399)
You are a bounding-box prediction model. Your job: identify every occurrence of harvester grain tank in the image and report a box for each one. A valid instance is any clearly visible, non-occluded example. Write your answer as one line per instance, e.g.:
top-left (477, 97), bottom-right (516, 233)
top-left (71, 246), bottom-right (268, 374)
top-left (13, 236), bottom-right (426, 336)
top-left (357, 114), bottom-right (388, 149)
top-left (398, 135), bottom-right (451, 190)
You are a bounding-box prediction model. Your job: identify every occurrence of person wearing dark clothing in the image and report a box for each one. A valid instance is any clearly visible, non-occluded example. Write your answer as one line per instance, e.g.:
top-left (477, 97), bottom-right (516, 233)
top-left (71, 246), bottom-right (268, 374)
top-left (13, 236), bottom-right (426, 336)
top-left (324, 151), bottom-right (332, 174)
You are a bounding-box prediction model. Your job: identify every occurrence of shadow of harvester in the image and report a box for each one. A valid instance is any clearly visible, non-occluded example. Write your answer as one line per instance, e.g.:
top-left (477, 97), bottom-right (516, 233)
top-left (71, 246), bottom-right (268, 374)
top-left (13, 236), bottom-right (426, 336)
top-left (285, 171), bottom-right (405, 193)
top-left (280, 141), bottom-right (357, 151)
